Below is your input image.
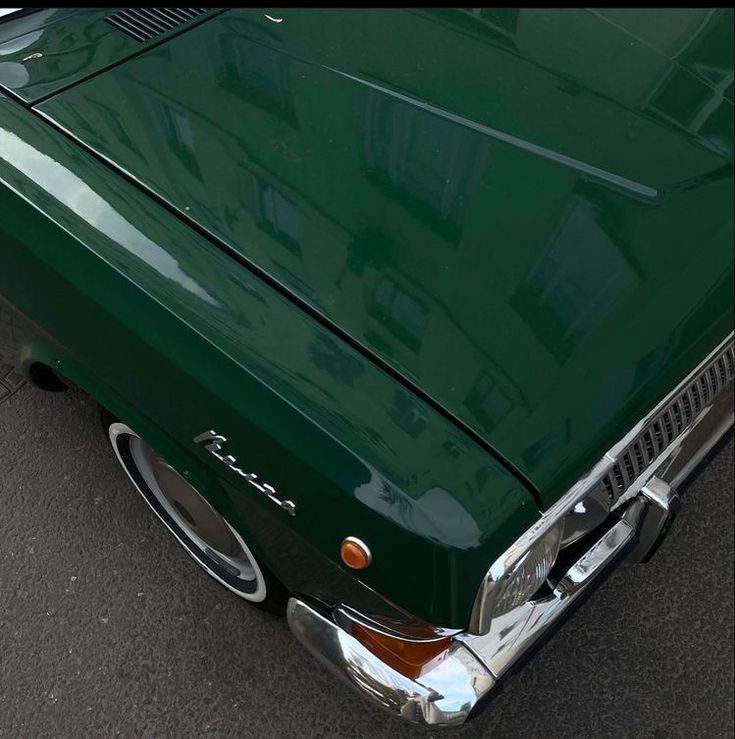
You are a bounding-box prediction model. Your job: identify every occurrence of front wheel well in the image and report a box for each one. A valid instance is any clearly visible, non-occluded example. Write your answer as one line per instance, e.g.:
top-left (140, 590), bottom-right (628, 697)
top-left (26, 361), bottom-right (69, 392)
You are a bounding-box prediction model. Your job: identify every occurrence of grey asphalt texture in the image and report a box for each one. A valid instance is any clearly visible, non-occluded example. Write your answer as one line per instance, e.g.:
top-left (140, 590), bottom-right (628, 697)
top-left (0, 383), bottom-right (733, 738)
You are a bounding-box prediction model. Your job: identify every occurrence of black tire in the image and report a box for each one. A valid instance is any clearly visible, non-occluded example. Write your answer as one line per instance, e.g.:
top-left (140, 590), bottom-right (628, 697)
top-left (100, 409), bottom-right (288, 614)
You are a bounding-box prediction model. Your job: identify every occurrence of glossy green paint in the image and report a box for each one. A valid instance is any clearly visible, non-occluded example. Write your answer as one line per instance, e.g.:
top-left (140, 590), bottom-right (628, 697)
top-left (591, 7), bottom-right (734, 101)
top-left (0, 96), bottom-right (537, 628)
top-left (0, 8), bottom-right (219, 104)
top-left (1, 8), bottom-right (733, 630)
top-left (32, 7), bottom-right (734, 507)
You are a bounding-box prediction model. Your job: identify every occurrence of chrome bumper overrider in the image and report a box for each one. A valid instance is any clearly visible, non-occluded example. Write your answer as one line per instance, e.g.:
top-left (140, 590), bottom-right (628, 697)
top-left (287, 599), bottom-right (495, 725)
top-left (288, 339), bottom-right (733, 725)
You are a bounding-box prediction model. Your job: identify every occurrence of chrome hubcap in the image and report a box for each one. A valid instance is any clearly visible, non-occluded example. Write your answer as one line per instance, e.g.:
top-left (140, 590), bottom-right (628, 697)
top-left (109, 423), bottom-right (267, 602)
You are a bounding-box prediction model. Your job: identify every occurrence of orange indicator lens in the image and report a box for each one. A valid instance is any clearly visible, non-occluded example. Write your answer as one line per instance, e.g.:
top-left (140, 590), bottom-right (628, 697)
top-left (340, 537), bottom-right (372, 569)
top-left (350, 623), bottom-right (452, 679)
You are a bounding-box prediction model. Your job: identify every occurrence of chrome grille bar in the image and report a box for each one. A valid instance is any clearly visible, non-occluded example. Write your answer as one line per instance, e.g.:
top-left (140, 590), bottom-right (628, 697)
top-left (601, 340), bottom-right (734, 506)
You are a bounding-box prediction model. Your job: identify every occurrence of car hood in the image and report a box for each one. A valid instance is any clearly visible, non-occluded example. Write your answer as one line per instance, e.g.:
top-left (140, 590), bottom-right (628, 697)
top-left (32, 8), bottom-right (734, 506)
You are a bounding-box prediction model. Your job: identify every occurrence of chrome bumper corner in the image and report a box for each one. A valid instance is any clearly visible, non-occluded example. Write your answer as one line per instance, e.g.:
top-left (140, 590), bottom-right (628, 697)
top-left (286, 468), bottom-right (708, 726)
top-left (286, 598), bottom-right (495, 726)
top-left (287, 341), bottom-right (733, 725)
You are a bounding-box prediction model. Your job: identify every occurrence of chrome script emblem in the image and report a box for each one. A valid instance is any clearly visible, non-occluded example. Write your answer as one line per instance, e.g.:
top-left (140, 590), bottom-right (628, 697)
top-left (193, 430), bottom-right (296, 515)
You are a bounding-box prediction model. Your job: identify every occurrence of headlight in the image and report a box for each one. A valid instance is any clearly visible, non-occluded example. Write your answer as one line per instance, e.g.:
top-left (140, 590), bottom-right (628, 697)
top-left (486, 522), bottom-right (563, 618)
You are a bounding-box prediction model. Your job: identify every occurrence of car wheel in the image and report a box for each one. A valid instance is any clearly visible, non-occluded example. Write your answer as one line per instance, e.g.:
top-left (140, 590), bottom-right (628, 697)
top-left (103, 413), bottom-right (287, 613)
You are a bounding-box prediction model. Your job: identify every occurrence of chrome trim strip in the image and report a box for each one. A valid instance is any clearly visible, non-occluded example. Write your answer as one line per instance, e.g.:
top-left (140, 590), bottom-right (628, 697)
top-left (469, 332), bottom-right (734, 634)
top-left (334, 604), bottom-right (462, 641)
top-left (287, 599), bottom-right (495, 726)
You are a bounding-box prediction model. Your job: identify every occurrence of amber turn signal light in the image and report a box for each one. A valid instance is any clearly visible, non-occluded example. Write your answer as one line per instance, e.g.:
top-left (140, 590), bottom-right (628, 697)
top-left (350, 623), bottom-right (453, 679)
top-left (340, 536), bottom-right (372, 569)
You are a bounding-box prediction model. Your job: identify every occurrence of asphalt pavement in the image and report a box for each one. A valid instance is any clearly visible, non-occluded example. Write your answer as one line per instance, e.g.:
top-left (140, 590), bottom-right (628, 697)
top-left (1, 382), bottom-right (733, 738)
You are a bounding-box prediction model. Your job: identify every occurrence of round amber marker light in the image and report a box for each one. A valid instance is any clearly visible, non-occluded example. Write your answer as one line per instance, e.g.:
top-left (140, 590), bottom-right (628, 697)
top-left (340, 537), bottom-right (372, 569)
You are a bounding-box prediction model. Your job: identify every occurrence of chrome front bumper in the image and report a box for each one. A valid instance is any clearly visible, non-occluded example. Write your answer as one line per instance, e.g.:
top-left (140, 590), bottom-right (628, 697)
top-left (285, 485), bottom-right (680, 725)
top-left (288, 354), bottom-right (733, 725)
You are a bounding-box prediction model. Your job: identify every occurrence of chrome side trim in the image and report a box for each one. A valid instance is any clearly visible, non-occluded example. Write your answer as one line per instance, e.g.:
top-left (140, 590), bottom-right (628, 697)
top-left (287, 599), bottom-right (495, 726)
top-left (469, 332), bottom-right (734, 635)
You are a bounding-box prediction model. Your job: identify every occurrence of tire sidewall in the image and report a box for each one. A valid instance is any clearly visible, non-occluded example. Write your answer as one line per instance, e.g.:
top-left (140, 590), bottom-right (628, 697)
top-left (107, 421), bottom-right (276, 606)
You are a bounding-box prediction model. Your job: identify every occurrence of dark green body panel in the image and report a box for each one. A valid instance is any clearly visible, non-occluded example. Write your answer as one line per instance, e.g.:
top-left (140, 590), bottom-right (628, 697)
top-left (33, 8), bottom-right (734, 505)
top-left (31, 10), bottom-right (733, 504)
top-left (592, 7), bottom-right (734, 101)
top-left (0, 97), bottom-right (536, 628)
top-left (0, 8), bottom-right (218, 104)
top-left (1, 9), bottom-right (733, 629)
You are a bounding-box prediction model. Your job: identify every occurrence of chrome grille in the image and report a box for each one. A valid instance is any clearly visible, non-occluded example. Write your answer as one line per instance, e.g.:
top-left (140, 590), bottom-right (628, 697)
top-left (470, 333), bottom-right (733, 636)
top-left (105, 8), bottom-right (207, 42)
top-left (601, 341), bottom-right (734, 504)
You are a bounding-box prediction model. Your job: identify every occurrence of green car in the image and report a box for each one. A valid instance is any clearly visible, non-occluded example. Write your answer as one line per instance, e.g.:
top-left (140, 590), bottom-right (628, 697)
top-left (1, 7), bottom-right (733, 725)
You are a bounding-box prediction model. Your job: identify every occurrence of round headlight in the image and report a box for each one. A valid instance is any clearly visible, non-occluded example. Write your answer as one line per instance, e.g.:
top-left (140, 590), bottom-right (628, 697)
top-left (490, 522), bottom-right (563, 617)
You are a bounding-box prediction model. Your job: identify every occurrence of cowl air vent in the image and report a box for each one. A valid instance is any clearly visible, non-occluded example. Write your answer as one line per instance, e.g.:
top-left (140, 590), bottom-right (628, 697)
top-left (105, 8), bottom-right (207, 42)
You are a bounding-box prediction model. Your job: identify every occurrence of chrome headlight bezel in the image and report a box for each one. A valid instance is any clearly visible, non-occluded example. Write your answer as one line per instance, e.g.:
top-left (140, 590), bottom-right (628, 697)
top-left (484, 520), bottom-right (563, 618)
top-left (469, 458), bottom-right (617, 635)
